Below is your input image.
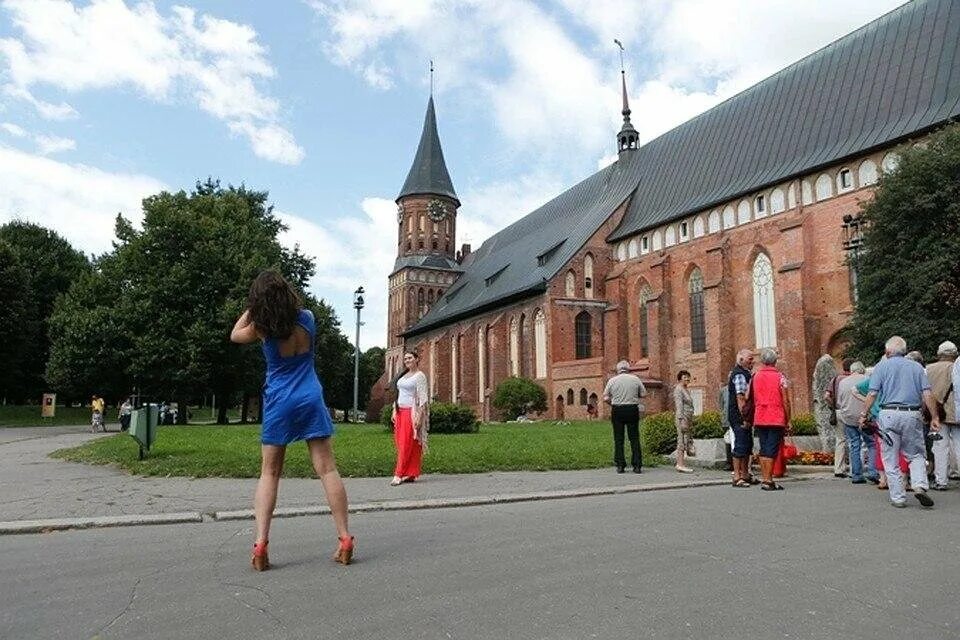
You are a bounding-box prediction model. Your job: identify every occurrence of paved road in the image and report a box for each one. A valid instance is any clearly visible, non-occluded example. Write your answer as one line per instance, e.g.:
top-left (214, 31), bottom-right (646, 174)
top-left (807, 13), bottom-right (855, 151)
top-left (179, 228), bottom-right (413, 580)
top-left (3, 479), bottom-right (959, 639)
top-left (0, 426), bottom-right (743, 523)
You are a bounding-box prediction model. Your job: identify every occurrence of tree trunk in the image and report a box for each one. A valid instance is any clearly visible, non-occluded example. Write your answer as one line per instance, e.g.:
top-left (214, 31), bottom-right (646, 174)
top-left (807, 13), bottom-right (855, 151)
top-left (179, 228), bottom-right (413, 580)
top-left (240, 392), bottom-right (250, 423)
top-left (176, 397), bottom-right (189, 424)
top-left (217, 402), bottom-right (229, 425)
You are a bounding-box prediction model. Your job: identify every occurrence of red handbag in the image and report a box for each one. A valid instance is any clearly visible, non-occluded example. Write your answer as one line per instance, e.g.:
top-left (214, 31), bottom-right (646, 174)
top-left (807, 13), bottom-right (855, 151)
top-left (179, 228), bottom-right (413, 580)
top-left (782, 439), bottom-right (798, 460)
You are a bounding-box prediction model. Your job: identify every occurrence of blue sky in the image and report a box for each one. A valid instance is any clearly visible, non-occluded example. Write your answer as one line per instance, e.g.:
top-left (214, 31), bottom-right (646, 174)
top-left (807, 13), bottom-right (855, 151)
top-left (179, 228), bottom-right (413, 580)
top-left (0, 0), bottom-right (905, 348)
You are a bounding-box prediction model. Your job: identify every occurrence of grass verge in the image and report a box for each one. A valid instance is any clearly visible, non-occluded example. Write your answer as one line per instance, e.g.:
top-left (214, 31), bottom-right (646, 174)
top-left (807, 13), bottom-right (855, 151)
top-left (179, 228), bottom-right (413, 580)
top-left (51, 421), bottom-right (661, 478)
top-left (0, 406), bottom-right (92, 427)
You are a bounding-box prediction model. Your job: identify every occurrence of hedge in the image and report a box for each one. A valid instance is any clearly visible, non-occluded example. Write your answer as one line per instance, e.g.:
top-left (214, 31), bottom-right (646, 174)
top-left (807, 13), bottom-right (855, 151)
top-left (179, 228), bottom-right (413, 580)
top-left (692, 411), bottom-right (724, 439)
top-left (379, 402), bottom-right (480, 434)
top-left (789, 412), bottom-right (819, 435)
top-left (640, 411), bottom-right (677, 455)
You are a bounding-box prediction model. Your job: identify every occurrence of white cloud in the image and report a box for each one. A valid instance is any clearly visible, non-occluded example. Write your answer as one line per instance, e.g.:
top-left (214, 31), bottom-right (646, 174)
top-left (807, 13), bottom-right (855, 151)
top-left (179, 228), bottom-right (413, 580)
top-left (1, 122), bottom-right (27, 137)
top-left (0, 143), bottom-right (166, 254)
top-left (277, 197), bottom-right (398, 350)
top-left (0, 0), bottom-right (302, 164)
top-left (34, 133), bottom-right (75, 155)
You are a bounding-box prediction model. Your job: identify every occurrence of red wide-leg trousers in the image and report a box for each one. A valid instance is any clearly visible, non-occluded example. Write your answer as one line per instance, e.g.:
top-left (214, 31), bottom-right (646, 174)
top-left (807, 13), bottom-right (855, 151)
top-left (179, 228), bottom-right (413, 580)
top-left (394, 407), bottom-right (422, 479)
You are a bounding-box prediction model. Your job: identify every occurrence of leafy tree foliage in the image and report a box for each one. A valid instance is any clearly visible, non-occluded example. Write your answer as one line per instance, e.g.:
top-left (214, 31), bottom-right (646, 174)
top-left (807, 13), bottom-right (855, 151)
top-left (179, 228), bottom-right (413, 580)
top-left (492, 376), bottom-right (547, 420)
top-left (0, 222), bottom-right (89, 402)
top-left (359, 346), bottom-right (386, 409)
top-left (0, 241), bottom-right (34, 403)
top-left (850, 124), bottom-right (960, 361)
top-left (46, 180), bottom-right (353, 421)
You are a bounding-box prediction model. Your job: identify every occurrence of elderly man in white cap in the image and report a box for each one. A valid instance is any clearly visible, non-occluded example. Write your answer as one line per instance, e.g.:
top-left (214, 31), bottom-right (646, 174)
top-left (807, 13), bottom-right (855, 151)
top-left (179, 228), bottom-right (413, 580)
top-left (603, 360), bottom-right (646, 473)
top-left (927, 341), bottom-right (959, 490)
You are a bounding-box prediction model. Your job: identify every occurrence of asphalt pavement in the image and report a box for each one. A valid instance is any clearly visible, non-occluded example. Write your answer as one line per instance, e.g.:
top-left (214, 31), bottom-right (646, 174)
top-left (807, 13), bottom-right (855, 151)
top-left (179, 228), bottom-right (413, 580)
top-left (3, 479), bottom-right (959, 639)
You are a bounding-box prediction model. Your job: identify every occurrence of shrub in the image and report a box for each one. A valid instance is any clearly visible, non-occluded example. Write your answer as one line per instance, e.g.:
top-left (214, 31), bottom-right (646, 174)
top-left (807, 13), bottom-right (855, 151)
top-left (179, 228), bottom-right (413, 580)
top-left (379, 404), bottom-right (394, 426)
top-left (790, 413), bottom-right (818, 435)
top-left (640, 411), bottom-right (677, 455)
top-left (492, 377), bottom-right (548, 420)
top-left (692, 411), bottom-right (724, 439)
top-left (429, 402), bottom-right (480, 434)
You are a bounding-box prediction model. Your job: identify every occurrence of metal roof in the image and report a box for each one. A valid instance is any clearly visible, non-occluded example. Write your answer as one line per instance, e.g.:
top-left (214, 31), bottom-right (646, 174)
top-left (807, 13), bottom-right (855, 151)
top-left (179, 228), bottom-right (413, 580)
top-left (404, 152), bottom-right (644, 336)
top-left (609, 0), bottom-right (960, 241)
top-left (403, 0), bottom-right (960, 337)
top-left (397, 96), bottom-right (460, 205)
top-left (390, 254), bottom-right (462, 277)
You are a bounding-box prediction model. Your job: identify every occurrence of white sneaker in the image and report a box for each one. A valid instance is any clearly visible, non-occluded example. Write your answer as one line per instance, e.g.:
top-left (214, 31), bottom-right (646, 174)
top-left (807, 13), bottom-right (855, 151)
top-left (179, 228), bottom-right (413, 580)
top-left (675, 465), bottom-right (694, 473)
top-left (891, 500), bottom-right (907, 508)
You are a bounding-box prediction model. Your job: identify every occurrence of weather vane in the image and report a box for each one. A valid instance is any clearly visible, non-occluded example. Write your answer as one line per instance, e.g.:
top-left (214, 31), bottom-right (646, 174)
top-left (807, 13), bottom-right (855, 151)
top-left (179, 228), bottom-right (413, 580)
top-left (430, 59), bottom-right (434, 95)
top-left (613, 39), bottom-right (625, 72)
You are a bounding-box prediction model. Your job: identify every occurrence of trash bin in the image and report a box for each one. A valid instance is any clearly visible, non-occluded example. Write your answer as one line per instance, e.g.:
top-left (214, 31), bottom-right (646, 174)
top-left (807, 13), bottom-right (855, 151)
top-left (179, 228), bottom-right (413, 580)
top-left (129, 403), bottom-right (159, 459)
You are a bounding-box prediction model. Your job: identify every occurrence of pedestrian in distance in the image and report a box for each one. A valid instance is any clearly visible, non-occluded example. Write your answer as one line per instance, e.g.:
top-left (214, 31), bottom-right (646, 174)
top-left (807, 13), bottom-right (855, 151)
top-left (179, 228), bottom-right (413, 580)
top-left (603, 360), bottom-right (646, 474)
top-left (860, 336), bottom-right (941, 509)
top-left (727, 349), bottom-right (758, 487)
top-left (824, 357), bottom-right (851, 478)
top-left (90, 394), bottom-right (105, 433)
top-left (927, 341), bottom-right (958, 490)
top-left (673, 370), bottom-right (695, 473)
top-left (231, 270), bottom-right (353, 570)
top-left (118, 397), bottom-right (133, 432)
top-left (390, 350), bottom-right (430, 486)
top-left (836, 362), bottom-right (879, 484)
top-left (746, 348), bottom-right (791, 491)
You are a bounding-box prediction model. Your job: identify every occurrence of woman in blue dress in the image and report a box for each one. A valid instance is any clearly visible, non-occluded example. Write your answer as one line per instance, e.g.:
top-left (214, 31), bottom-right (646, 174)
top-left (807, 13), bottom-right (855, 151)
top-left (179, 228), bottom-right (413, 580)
top-left (231, 271), bottom-right (354, 570)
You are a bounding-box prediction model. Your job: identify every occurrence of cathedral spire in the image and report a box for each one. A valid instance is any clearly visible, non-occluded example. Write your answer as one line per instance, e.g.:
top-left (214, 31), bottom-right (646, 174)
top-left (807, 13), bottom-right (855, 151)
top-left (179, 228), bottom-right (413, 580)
top-left (398, 92), bottom-right (459, 205)
top-left (614, 39), bottom-right (638, 154)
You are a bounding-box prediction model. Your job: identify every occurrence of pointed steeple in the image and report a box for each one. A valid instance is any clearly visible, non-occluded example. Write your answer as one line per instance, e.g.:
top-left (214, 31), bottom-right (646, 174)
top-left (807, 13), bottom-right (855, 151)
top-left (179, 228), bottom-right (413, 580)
top-left (615, 40), bottom-right (638, 154)
top-left (398, 96), bottom-right (460, 205)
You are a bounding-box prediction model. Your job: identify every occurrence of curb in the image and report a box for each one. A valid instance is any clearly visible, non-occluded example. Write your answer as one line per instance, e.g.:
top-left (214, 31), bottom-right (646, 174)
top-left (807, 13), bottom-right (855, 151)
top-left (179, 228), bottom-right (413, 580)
top-left (0, 512), bottom-right (204, 535)
top-left (0, 472), bottom-right (833, 535)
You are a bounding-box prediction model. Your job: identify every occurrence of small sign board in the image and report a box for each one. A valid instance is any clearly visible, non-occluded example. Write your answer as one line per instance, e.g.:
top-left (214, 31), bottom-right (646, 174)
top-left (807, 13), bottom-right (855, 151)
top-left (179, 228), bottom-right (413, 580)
top-left (41, 394), bottom-right (56, 418)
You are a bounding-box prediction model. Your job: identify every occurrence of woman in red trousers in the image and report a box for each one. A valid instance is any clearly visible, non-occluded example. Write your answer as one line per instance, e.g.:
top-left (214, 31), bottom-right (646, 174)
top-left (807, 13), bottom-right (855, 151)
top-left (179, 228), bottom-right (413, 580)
top-left (391, 351), bottom-right (430, 486)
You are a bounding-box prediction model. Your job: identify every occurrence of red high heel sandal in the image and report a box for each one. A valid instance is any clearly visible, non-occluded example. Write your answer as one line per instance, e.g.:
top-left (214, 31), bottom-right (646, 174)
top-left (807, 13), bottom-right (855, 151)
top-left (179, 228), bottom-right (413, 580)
top-left (333, 536), bottom-right (354, 565)
top-left (251, 541), bottom-right (270, 571)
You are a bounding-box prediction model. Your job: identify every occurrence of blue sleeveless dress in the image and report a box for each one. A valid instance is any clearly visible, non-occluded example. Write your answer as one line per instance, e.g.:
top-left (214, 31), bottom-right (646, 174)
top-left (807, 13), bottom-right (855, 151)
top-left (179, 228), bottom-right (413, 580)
top-left (260, 309), bottom-right (335, 446)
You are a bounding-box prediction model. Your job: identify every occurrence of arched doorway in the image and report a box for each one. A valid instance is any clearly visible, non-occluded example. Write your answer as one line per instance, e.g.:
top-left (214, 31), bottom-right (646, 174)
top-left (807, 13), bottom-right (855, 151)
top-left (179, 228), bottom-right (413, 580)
top-left (555, 395), bottom-right (565, 420)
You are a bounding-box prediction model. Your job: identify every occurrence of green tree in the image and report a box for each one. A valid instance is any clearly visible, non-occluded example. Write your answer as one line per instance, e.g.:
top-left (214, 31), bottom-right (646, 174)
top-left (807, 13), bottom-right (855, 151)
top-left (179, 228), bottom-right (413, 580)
top-left (491, 376), bottom-right (548, 420)
top-left (0, 241), bottom-right (34, 403)
top-left (849, 124), bottom-right (960, 361)
top-left (46, 179), bottom-right (352, 422)
top-left (0, 222), bottom-right (89, 402)
top-left (359, 346), bottom-right (386, 408)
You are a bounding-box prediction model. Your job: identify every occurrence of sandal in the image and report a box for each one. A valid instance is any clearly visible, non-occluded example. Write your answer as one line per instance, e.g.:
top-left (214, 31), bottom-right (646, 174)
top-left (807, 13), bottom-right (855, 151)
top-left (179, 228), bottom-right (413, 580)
top-left (251, 540), bottom-right (270, 571)
top-left (760, 482), bottom-right (784, 491)
top-left (333, 536), bottom-right (355, 565)
top-left (732, 479), bottom-right (750, 488)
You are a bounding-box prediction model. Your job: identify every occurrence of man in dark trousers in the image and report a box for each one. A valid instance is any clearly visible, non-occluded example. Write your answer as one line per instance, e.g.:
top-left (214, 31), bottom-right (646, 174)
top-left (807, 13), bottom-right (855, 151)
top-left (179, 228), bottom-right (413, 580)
top-left (728, 349), bottom-right (756, 487)
top-left (603, 360), bottom-right (646, 473)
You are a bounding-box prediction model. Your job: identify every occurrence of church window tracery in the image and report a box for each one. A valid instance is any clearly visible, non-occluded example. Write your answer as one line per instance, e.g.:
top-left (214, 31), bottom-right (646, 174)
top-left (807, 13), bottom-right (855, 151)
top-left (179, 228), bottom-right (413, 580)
top-left (752, 253), bottom-right (777, 348)
top-left (689, 268), bottom-right (706, 353)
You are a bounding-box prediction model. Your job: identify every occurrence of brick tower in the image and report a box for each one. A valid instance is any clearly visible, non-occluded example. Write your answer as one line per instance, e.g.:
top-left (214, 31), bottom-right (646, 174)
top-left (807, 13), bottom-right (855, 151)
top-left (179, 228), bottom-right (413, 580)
top-left (383, 95), bottom-right (462, 382)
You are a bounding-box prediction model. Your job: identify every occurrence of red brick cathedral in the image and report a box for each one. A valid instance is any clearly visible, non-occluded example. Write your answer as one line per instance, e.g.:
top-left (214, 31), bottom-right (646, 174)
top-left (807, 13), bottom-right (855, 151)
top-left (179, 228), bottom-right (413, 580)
top-left (374, 0), bottom-right (960, 421)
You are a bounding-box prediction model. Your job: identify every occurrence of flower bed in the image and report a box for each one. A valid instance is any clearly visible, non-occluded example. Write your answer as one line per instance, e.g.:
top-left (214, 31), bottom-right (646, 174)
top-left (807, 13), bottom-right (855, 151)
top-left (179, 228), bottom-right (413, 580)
top-left (787, 450), bottom-right (834, 465)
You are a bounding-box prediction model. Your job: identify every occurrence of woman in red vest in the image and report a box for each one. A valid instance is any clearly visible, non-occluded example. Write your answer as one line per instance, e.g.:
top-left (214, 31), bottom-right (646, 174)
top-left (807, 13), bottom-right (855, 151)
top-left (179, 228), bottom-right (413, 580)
top-left (749, 348), bottom-right (792, 490)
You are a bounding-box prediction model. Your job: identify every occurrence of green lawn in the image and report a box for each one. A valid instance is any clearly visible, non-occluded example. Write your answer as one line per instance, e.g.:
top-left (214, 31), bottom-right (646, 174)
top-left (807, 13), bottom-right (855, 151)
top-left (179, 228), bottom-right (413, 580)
top-left (0, 405), bottom-right (92, 427)
top-left (51, 421), bottom-right (660, 478)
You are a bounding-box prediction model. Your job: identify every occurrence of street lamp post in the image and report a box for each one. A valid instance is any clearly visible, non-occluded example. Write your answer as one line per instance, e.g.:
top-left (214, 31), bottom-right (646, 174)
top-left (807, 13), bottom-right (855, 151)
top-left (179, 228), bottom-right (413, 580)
top-left (352, 287), bottom-right (365, 423)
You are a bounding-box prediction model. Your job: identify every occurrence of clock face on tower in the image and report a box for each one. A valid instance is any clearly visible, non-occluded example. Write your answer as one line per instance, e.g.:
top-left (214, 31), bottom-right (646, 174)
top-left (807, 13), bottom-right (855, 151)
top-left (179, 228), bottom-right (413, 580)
top-left (427, 199), bottom-right (447, 222)
top-left (396, 202), bottom-right (405, 223)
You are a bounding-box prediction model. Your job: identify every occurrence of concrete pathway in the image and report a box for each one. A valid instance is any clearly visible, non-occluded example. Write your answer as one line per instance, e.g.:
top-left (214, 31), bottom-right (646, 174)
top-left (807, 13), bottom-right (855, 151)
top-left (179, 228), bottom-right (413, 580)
top-left (0, 426), bottom-right (834, 533)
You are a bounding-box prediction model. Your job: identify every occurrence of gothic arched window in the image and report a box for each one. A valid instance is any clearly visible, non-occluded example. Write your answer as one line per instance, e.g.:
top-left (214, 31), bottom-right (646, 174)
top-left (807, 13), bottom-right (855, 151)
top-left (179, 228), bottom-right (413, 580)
top-left (534, 309), bottom-right (547, 378)
top-left (566, 389), bottom-right (574, 406)
top-left (688, 268), bottom-right (706, 353)
top-left (575, 311), bottom-right (592, 359)
top-left (752, 253), bottom-right (777, 348)
top-left (478, 326), bottom-right (486, 399)
top-left (639, 284), bottom-right (652, 358)
top-left (579, 388), bottom-right (588, 406)
top-left (509, 316), bottom-right (520, 376)
top-left (565, 270), bottom-right (576, 297)
top-left (583, 254), bottom-right (594, 299)
top-left (451, 334), bottom-right (459, 402)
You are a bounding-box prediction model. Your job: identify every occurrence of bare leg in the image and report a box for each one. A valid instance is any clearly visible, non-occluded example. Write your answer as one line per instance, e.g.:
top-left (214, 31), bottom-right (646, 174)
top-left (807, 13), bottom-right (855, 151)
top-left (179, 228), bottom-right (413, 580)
top-left (254, 445), bottom-right (286, 544)
top-left (760, 456), bottom-right (773, 484)
top-left (307, 437), bottom-right (351, 539)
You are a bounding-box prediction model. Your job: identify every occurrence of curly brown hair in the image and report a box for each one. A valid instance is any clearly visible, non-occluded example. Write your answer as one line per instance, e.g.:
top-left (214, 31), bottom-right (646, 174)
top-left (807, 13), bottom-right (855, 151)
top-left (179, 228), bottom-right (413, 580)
top-left (246, 271), bottom-right (301, 339)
